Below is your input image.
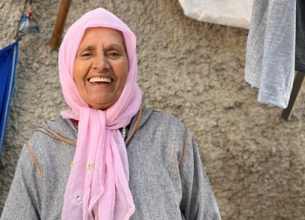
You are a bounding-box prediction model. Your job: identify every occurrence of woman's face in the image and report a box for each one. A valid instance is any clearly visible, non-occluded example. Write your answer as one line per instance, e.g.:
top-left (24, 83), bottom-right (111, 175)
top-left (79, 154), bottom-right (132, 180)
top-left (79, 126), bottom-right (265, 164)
top-left (74, 27), bottom-right (129, 110)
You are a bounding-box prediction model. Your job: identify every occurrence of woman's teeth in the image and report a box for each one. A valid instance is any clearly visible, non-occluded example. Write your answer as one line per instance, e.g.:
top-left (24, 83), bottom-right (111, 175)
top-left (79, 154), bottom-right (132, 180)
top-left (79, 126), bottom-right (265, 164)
top-left (89, 77), bottom-right (111, 83)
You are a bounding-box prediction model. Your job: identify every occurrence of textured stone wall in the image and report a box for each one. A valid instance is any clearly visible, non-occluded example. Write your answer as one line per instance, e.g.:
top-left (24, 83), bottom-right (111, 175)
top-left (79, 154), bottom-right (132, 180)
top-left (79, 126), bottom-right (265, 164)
top-left (1, 0), bottom-right (305, 219)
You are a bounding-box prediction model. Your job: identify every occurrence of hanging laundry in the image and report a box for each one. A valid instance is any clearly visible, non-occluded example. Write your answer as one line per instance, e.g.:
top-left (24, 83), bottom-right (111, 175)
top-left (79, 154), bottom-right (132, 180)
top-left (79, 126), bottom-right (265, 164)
top-left (0, 41), bottom-right (19, 158)
top-left (295, 0), bottom-right (305, 73)
top-left (245, 0), bottom-right (296, 108)
top-left (178, 0), bottom-right (252, 29)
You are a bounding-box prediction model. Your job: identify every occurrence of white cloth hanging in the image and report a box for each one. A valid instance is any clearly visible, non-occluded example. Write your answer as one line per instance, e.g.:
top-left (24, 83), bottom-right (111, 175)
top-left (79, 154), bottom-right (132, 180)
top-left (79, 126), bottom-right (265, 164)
top-left (178, 0), bottom-right (253, 29)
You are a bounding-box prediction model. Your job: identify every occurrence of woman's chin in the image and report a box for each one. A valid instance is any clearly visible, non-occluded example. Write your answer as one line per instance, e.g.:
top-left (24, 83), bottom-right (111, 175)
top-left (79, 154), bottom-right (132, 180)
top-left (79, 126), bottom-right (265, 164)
top-left (87, 98), bottom-right (117, 111)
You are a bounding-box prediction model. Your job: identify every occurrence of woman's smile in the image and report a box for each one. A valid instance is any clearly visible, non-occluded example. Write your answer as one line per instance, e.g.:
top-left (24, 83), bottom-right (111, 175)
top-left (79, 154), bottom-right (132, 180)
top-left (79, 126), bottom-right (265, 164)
top-left (88, 77), bottom-right (112, 83)
top-left (87, 76), bottom-right (113, 87)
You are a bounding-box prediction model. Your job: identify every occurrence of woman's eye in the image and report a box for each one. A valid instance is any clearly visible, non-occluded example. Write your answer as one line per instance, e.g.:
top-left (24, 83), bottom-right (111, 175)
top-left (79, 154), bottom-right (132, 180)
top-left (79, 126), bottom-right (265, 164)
top-left (109, 52), bottom-right (120, 57)
top-left (81, 52), bottom-right (92, 57)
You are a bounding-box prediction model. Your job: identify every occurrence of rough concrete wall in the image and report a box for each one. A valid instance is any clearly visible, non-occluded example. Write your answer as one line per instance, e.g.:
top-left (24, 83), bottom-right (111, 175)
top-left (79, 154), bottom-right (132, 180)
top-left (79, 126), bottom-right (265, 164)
top-left (1, 0), bottom-right (305, 219)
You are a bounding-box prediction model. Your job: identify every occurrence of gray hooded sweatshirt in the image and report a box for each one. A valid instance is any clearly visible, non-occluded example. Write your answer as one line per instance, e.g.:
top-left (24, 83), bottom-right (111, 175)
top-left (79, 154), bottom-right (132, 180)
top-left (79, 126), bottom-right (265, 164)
top-left (1, 105), bottom-right (221, 220)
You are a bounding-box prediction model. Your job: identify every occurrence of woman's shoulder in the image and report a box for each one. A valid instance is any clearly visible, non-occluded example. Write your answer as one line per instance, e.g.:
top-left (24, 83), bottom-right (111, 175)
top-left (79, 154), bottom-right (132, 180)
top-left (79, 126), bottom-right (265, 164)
top-left (39, 118), bottom-right (78, 141)
top-left (28, 118), bottom-right (76, 145)
top-left (150, 109), bottom-right (186, 131)
top-left (26, 118), bottom-right (76, 165)
top-left (140, 105), bottom-right (187, 140)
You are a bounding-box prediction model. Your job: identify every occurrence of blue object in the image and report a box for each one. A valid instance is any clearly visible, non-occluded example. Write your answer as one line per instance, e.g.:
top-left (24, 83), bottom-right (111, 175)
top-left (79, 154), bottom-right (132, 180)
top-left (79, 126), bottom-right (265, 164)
top-left (0, 41), bottom-right (19, 158)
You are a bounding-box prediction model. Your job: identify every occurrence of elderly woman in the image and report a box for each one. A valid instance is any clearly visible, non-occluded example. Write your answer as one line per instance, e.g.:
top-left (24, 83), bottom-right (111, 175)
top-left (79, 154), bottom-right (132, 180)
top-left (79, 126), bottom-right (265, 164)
top-left (1, 8), bottom-right (221, 220)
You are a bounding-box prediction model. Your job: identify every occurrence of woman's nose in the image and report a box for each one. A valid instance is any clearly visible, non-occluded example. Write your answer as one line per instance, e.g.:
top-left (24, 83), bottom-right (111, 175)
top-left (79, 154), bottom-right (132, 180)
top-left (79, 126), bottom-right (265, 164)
top-left (93, 54), bottom-right (110, 72)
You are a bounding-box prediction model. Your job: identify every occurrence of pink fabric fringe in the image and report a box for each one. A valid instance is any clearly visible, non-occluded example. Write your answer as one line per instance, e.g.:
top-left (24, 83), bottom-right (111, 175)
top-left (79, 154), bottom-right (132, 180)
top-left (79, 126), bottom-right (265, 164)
top-left (58, 8), bottom-right (142, 220)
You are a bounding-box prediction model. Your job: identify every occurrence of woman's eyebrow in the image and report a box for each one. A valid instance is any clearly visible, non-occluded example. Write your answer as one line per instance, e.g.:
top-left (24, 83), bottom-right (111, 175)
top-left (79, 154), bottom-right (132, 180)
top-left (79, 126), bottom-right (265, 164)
top-left (104, 44), bottom-right (124, 52)
top-left (78, 45), bottom-right (96, 53)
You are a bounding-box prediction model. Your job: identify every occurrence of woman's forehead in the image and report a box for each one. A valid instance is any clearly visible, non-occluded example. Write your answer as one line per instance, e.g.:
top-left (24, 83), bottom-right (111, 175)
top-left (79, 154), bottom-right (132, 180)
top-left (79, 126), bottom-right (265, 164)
top-left (79, 27), bottom-right (125, 48)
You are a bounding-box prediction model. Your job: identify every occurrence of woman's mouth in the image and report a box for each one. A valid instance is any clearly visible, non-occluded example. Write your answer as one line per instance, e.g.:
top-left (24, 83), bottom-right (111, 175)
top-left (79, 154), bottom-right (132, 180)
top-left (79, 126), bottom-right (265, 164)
top-left (88, 77), bottom-right (113, 85)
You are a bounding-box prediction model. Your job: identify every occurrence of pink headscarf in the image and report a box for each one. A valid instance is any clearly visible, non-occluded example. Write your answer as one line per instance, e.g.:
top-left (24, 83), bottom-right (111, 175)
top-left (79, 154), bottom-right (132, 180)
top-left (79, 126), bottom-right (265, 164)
top-left (58, 8), bottom-right (141, 220)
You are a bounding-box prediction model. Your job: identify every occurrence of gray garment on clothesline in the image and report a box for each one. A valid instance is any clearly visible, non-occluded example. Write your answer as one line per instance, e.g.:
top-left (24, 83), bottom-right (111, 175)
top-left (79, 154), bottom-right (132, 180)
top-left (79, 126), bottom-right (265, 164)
top-left (245, 0), bottom-right (296, 108)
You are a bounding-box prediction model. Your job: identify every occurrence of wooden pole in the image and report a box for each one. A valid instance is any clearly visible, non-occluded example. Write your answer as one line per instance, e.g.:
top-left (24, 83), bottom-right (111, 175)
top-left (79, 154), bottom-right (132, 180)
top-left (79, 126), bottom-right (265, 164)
top-left (49, 0), bottom-right (72, 50)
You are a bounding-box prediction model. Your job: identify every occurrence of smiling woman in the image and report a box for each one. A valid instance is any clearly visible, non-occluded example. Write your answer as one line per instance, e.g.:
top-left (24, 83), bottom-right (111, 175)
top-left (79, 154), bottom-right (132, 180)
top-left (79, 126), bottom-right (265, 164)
top-left (74, 27), bottom-right (129, 110)
top-left (1, 8), bottom-right (221, 220)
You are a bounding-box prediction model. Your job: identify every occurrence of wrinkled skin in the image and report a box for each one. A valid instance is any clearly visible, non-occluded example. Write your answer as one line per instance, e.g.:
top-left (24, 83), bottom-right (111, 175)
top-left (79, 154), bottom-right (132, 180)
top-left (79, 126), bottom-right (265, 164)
top-left (74, 27), bottom-right (129, 110)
